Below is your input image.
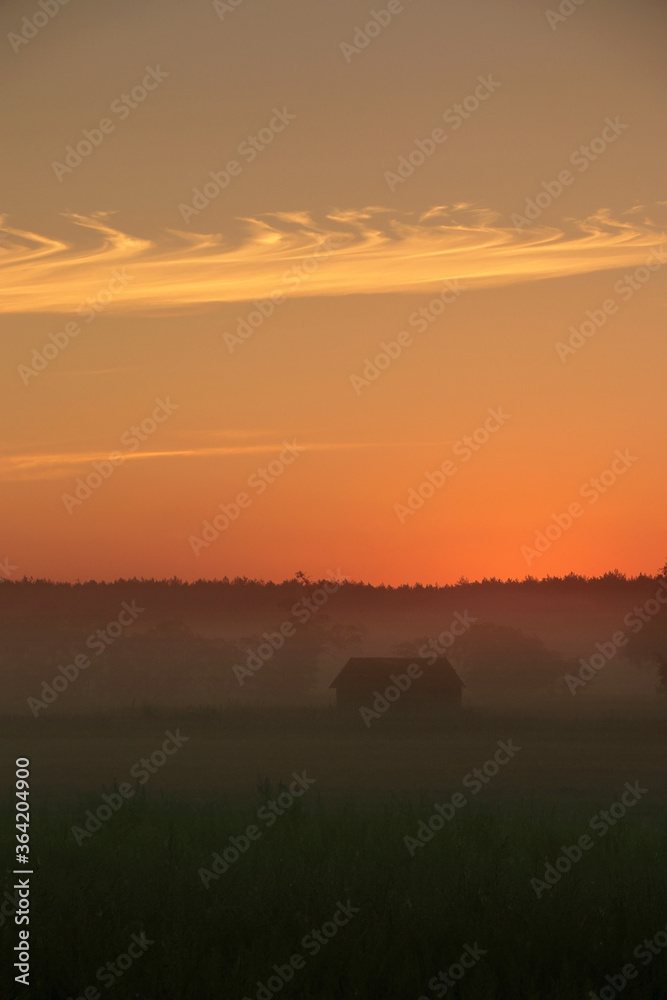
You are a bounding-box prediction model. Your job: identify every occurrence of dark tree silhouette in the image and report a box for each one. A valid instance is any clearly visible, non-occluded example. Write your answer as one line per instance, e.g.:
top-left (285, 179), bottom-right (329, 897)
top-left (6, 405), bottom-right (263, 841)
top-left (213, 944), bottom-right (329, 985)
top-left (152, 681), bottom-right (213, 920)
top-left (391, 638), bottom-right (434, 657)
top-left (452, 621), bottom-right (572, 692)
top-left (624, 565), bottom-right (667, 692)
top-left (236, 615), bottom-right (365, 702)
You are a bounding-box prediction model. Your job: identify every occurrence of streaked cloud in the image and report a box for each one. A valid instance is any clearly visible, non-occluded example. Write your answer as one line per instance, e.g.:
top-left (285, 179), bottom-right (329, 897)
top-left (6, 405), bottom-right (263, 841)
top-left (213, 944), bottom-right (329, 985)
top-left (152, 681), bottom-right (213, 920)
top-left (0, 439), bottom-right (452, 483)
top-left (1, 206), bottom-right (665, 316)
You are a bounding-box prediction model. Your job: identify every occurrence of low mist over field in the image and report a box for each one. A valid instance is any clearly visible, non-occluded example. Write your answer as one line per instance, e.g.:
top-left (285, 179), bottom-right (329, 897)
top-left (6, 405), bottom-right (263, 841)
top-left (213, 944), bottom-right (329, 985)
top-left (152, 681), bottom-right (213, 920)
top-left (2, 570), bottom-right (665, 715)
top-left (2, 572), bottom-right (666, 996)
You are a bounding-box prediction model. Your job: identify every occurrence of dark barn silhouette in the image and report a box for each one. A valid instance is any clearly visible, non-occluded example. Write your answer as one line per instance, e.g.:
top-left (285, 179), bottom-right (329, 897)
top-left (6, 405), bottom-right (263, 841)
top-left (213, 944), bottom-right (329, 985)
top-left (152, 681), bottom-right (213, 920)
top-left (330, 657), bottom-right (463, 711)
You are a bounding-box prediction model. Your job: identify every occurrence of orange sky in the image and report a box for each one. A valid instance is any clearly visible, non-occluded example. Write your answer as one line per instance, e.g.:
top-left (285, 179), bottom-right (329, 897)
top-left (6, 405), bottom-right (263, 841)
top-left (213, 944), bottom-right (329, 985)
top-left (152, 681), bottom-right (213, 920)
top-left (1, 0), bottom-right (666, 584)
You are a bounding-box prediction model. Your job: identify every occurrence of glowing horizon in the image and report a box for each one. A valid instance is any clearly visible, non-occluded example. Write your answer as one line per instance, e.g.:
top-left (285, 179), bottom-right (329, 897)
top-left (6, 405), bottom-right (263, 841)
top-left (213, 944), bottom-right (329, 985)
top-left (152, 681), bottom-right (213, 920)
top-left (2, 0), bottom-right (666, 586)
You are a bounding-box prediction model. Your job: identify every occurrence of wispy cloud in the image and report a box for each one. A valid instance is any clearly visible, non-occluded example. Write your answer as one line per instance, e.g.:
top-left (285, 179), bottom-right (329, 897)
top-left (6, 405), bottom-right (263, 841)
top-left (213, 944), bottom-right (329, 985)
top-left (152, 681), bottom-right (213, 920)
top-left (0, 439), bottom-right (450, 482)
top-left (1, 206), bottom-right (665, 315)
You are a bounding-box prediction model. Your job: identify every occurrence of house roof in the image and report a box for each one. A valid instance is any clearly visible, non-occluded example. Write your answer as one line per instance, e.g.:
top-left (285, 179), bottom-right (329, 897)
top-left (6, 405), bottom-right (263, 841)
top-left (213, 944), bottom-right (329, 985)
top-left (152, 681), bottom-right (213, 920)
top-left (329, 657), bottom-right (464, 689)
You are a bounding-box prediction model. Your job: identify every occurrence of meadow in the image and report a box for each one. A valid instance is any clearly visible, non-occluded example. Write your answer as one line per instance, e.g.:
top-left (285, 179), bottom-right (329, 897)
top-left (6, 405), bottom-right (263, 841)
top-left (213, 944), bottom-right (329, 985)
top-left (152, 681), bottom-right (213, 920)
top-left (1, 705), bottom-right (667, 999)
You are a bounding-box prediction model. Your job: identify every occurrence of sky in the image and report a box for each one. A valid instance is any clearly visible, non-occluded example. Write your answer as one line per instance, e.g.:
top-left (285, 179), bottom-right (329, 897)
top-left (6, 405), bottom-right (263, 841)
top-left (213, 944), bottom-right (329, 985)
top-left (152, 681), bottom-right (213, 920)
top-left (1, 0), bottom-right (666, 585)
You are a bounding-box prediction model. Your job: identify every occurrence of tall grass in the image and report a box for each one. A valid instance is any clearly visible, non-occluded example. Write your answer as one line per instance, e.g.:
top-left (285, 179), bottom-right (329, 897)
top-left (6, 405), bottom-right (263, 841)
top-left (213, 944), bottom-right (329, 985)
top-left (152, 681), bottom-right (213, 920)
top-left (1, 789), bottom-right (666, 999)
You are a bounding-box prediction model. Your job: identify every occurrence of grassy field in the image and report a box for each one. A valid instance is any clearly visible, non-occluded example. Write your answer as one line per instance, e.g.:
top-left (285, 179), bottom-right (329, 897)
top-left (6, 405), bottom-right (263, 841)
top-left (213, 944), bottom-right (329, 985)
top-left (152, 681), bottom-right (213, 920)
top-left (1, 706), bottom-right (667, 999)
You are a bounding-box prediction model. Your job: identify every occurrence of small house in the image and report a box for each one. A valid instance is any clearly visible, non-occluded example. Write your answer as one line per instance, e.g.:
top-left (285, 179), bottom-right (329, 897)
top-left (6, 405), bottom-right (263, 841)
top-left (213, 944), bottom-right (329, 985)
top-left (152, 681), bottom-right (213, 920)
top-left (329, 656), bottom-right (463, 711)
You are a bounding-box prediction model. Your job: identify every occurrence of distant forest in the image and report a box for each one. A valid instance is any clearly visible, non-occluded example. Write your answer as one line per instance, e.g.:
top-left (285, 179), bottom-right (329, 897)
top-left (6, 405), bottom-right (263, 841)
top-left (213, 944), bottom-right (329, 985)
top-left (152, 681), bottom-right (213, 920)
top-left (1, 571), bottom-right (665, 713)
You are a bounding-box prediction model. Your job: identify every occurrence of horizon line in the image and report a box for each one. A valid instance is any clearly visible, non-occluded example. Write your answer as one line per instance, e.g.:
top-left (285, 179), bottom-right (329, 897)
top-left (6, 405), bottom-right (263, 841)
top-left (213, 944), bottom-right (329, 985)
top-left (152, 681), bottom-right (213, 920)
top-left (1, 569), bottom-right (663, 589)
